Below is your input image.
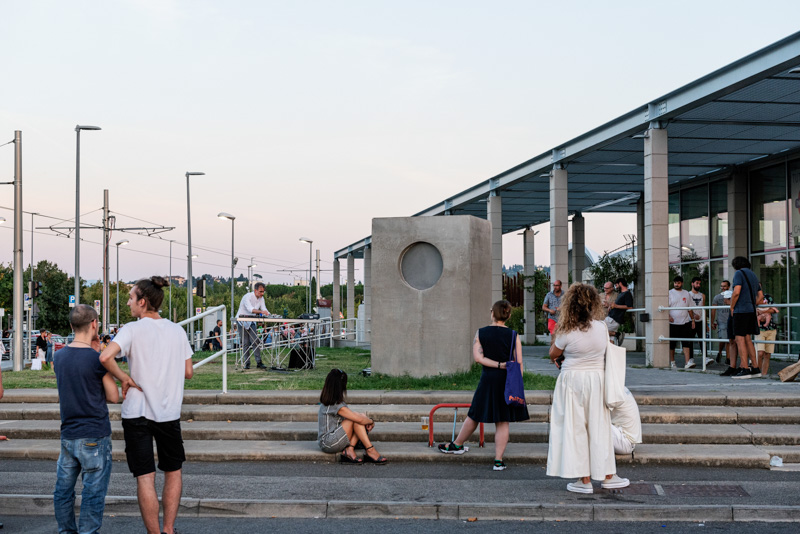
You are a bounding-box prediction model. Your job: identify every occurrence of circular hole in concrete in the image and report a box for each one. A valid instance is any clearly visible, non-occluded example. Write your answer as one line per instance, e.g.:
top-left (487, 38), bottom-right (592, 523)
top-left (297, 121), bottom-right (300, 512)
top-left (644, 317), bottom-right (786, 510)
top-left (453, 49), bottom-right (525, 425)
top-left (400, 242), bottom-right (443, 290)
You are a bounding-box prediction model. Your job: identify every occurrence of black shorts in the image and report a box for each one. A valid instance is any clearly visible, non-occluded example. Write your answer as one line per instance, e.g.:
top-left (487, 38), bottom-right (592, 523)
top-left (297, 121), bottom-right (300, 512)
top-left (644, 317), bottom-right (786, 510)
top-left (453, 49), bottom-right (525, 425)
top-left (727, 315), bottom-right (736, 342)
top-left (122, 417), bottom-right (185, 477)
top-left (733, 312), bottom-right (759, 337)
top-left (669, 322), bottom-right (693, 351)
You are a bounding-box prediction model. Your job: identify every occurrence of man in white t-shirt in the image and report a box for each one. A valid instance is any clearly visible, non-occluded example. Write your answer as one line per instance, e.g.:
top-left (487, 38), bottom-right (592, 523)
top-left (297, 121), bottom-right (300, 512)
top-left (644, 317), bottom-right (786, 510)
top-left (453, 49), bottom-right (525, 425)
top-left (100, 276), bottom-right (193, 534)
top-left (236, 282), bottom-right (270, 369)
top-left (668, 275), bottom-right (697, 369)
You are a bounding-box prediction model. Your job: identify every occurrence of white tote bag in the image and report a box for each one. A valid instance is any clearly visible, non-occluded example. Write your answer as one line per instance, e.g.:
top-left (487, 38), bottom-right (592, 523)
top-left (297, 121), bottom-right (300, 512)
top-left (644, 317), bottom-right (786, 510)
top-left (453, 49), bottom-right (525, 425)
top-left (604, 324), bottom-right (627, 409)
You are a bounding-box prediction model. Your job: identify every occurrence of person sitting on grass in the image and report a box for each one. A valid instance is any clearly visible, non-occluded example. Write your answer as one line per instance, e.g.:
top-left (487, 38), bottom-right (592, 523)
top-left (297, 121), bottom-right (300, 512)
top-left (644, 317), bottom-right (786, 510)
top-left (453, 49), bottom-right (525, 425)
top-left (317, 368), bottom-right (387, 465)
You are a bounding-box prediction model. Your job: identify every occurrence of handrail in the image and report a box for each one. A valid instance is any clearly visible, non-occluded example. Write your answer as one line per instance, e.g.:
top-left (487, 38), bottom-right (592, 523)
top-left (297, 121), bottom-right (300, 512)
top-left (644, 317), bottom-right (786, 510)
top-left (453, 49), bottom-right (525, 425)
top-left (182, 305), bottom-right (228, 393)
top-left (653, 302), bottom-right (800, 369)
top-left (427, 403), bottom-right (484, 448)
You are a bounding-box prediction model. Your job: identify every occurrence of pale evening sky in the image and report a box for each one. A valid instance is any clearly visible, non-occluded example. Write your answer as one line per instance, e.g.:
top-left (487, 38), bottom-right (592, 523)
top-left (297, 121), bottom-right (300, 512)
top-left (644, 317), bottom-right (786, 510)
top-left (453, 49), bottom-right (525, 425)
top-left (1, 1), bottom-right (798, 285)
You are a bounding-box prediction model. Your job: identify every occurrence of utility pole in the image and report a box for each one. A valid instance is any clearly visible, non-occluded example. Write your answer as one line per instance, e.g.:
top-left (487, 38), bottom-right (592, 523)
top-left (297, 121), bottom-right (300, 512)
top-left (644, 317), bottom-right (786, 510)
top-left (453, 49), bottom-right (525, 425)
top-left (12, 131), bottom-right (24, 371)
top-left (101, 189), bottom-right (114, 334)
top-left (316, 249), bottom-right (321, 300)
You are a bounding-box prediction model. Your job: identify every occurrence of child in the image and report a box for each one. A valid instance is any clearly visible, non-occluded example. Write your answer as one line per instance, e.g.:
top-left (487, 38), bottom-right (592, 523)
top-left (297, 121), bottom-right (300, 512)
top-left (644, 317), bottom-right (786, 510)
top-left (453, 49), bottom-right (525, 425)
top-left (755, 294), bottom-right (779, 375)
top-left (317, 369), bottom-right (387, 464)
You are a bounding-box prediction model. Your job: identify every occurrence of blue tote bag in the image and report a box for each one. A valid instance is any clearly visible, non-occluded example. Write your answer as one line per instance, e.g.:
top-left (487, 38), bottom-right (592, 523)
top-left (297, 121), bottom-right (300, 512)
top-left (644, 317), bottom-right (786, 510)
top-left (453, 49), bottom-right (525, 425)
top-left (504, 330), bottom-right (526, 406)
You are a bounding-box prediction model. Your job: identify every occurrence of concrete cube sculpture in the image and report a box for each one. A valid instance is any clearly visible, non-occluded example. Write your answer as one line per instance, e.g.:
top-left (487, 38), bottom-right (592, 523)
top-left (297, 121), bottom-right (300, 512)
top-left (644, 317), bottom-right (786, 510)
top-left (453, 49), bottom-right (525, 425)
top-left (371, 216), bottom-right (492, 377)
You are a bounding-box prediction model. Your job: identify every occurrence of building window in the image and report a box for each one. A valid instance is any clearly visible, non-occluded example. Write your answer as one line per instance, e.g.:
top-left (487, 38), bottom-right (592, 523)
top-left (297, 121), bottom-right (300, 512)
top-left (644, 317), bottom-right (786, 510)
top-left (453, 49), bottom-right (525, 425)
top-left (710, 181), bottom-right (728, 258)
top-left (750, 164), bottom-right (787, 253)
top-left (669, 192), bottom-right (680, 263)
top-left (681, 185), bottom-right (709, 260)
top-left (789, 160), bottom-right (800, 249)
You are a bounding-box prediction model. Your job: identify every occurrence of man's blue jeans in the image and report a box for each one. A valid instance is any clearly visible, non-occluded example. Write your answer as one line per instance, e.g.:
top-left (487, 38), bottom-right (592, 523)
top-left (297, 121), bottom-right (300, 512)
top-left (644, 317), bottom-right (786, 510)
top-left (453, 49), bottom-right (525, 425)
top-left (53, 435), bottom-right (112, 534)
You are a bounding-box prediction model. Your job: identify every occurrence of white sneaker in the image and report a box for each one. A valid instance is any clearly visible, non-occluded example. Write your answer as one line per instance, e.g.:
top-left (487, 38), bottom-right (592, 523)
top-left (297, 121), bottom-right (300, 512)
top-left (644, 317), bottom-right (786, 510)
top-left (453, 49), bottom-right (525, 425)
top-left (567, 480), bottom-right (594, 494)
top-left (670, 361), bottom-right (676, 369)
top-left (684, 358), bottom-right (696, 369)
top-left (601, 474), bottom-right (630, 489)
top-left (704, 357), bottom-right (715, 367)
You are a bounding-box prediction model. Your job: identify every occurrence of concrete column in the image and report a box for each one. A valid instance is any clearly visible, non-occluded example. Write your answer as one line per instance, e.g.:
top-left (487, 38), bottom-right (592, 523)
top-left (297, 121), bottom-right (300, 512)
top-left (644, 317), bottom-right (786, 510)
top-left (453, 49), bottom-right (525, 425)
top-left (644, 126), bottom-right (670, 368)
top-left (347, 253), bottom-right (355, 340)
top-left (635, 198), bottom-right (646, 351)
top-left (363, 245), bottom-right (371, 343)
top-left (571, 212), bottom-right (585, 284)
top-left (332, 259), bottom-right (340, 336)
top-left (728, 170), bottom-right (748, 260)
top-left (523, 228), bottom-right (537, 345)
top-left (550, 167), bottom-right (569, 288)
top-left (487, 194), bottom-right (503, 303)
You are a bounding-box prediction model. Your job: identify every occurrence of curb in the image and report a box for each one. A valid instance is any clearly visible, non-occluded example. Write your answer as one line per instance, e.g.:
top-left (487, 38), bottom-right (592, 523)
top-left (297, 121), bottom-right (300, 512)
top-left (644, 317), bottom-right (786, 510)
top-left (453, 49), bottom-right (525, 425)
top-left (3, 495), bottom-right (800, 522)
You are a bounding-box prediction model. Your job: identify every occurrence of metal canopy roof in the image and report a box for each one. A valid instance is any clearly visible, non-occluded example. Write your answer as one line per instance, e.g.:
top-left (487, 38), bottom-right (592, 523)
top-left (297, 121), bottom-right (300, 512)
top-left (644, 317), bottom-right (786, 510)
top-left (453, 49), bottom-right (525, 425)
top-left (335, 32), bottom-right (800, 260)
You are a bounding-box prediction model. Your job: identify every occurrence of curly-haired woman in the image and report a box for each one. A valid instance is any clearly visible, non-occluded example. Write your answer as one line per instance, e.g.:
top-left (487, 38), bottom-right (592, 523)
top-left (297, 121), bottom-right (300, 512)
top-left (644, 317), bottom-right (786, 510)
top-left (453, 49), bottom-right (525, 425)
top-left (546, 283), bottom-right (629, 494)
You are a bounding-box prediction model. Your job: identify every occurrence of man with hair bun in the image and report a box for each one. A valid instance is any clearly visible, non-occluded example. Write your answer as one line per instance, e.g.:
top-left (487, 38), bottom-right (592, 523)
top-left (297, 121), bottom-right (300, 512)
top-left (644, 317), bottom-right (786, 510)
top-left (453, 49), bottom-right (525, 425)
top-left (100, 276), bottom-right (194, 534)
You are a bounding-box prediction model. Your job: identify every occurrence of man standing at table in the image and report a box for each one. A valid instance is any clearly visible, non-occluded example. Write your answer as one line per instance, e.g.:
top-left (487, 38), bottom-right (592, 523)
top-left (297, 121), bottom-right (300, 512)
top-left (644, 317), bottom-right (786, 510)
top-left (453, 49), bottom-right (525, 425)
top-left (237, 282), bottom-right (270, 369)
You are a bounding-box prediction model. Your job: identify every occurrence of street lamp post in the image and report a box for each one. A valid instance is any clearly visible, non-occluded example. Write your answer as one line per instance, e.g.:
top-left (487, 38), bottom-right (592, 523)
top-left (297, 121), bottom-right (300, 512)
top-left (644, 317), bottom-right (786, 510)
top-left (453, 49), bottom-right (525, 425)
top-left (75, 125), bottom-right (101, 305)
top-left (185, 171), bottom-right (204, 340)
top-left (168, 240), bottom-right (173, 320)
top-left (299, 237), bottom-right (313, 314)
top-left (115, 240), bottom-right (129, 329)
top-left (218, 213), bottom-right (236, 328)
top-left (29, 212), bottom-right (37, 330)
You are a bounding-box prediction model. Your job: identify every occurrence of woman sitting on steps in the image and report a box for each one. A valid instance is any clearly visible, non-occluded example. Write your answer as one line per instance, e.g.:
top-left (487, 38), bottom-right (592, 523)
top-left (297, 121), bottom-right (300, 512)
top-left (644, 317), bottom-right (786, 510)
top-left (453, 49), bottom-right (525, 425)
top-left (317, 368), bottom-right (387, 464)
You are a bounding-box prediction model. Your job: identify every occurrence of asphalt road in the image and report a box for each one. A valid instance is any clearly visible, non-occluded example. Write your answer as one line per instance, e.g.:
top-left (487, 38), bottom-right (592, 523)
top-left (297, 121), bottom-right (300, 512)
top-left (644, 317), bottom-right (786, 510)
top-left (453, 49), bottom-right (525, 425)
top-left (2, 516), bottom-right (800, 534)
top-left (3, 459), bottom-right (800, 506)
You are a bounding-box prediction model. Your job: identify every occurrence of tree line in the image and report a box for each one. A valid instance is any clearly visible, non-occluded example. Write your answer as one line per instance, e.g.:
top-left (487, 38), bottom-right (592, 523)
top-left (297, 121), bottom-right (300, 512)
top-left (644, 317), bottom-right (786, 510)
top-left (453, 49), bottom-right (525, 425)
top-left (0, 261), bottom-right (363, 336)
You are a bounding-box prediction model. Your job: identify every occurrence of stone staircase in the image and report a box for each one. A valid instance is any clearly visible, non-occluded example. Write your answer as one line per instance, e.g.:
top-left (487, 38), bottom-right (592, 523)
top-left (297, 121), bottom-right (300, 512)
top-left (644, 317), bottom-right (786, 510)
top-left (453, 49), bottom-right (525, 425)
top-left (2, 389), bottom-right (800, 468)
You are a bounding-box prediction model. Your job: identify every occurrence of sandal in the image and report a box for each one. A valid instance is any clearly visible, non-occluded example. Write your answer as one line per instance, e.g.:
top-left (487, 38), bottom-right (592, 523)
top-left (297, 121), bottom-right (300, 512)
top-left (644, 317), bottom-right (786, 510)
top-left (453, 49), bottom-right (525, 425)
top-left (363, 445), bottom-right (387, 465)
top-left (340, 453), bottom-right (363, 464)
top-left (340, 446), bottom-right (363, 464)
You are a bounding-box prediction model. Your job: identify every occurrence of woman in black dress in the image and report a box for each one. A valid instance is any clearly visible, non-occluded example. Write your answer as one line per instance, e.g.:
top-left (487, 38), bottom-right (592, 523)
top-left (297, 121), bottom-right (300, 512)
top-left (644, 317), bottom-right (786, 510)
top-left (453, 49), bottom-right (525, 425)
top-left (438, 300), bottom-right (530, 470)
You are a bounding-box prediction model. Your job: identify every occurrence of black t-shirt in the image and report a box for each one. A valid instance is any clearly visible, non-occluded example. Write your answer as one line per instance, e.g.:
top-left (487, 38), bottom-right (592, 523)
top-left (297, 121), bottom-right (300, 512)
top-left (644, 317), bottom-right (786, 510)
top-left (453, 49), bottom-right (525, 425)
top-left (213, 325), bottom-right (221, 338)
top-left (54, 346), bottom-right (111, 440)
top-left (477, 326), bottom-right (516, 363)
top-left (608, 290), bottom-right (633, 323)
top-left (36, 335), bottom-right (48, 352)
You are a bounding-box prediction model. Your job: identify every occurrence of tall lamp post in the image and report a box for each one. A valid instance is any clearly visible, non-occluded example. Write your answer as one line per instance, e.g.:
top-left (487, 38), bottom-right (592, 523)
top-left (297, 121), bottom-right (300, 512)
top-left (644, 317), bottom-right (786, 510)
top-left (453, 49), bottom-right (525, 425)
top-left (168, 240), bottom-right (174, 321)
top-left (75, 125), bottom-right (101, 305)
top-left (115, 240), bottom-right (129, 329)
top-left (299, 237), bottom-right (313, 314)
top-left (185, 171), bottom-right (204, 340)
top-left (218, 213), bottom-right (236, 327)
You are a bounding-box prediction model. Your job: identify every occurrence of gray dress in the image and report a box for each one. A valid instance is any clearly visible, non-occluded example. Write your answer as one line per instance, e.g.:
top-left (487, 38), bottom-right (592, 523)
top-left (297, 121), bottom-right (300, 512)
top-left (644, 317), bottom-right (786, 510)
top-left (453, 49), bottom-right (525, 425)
top-left (318, 402), bottom-right (350, 453)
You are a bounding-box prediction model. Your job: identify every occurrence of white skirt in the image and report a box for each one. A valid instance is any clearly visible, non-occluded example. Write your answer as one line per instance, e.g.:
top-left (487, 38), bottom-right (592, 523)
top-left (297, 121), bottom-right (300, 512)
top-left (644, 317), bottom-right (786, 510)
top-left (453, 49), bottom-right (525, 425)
top-left (546, 369), bottom-right (616, 480)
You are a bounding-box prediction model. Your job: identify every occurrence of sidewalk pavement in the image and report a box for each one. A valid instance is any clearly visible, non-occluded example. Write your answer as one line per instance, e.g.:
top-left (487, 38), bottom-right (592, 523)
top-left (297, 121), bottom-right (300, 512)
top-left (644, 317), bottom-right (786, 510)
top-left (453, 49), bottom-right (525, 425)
top-left (522, 345), bottom-right (800, 390)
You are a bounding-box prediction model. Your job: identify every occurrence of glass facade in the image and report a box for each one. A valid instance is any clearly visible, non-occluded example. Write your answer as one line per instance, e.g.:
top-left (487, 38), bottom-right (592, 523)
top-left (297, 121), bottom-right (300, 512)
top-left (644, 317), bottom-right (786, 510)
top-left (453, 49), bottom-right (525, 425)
top-left (750, 164), bottom-right (787, 253)
top-left (666, 160), bottom-right (800, 355)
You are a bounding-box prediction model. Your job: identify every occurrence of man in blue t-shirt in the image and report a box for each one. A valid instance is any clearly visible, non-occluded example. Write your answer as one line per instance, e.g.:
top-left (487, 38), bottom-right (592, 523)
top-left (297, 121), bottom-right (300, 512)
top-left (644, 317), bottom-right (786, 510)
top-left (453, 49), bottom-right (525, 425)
top-left (53, 304), bottom-right (119, 534)
top-left (730, 256), bottom-right (764, 380)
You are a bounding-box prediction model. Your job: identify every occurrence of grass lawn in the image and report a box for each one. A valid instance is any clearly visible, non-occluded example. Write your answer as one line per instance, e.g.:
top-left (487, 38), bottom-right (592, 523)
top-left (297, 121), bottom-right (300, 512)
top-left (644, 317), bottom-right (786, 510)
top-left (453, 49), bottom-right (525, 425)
top-left (1, 347), bottom-right (556, 391)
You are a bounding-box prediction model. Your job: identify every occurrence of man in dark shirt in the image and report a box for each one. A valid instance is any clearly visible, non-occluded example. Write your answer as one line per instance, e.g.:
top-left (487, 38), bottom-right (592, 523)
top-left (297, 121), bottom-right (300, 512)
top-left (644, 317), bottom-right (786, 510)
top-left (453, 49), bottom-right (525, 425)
top-left (212, 319), bottom-right (223, 351)
top-left (605, 278), bottom-right (633, 346)
top-left (53, 305), bottom-right (119, 534)
top-left (730, 256), bottom-right (764, 379)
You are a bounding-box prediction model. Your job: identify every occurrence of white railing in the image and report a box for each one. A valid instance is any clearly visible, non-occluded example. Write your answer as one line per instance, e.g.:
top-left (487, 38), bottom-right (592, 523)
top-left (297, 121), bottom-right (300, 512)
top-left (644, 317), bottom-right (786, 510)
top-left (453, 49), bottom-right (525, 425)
top-left (655, 302), bottom-right (800, 370)
top-left (179, 305), bottom-right (228, 393)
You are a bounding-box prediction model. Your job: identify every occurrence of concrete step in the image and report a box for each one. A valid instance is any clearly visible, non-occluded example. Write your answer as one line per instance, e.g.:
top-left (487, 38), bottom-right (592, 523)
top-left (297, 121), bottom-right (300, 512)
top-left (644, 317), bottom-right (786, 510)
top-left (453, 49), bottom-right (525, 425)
top-left (4, 388), bottom-right (800, 407)
top-left (3, 420), bottom-right (800, 446)
top-left (0, 439), bottom-right (796, 468)
top-left (4, 402), bottom-right (800, 425)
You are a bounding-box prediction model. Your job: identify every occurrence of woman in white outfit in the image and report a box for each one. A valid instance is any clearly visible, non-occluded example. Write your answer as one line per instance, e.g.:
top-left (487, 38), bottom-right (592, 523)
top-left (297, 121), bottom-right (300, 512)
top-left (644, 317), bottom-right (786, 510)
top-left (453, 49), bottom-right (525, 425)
top-left (547, 283), bottom-right (629, 494)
